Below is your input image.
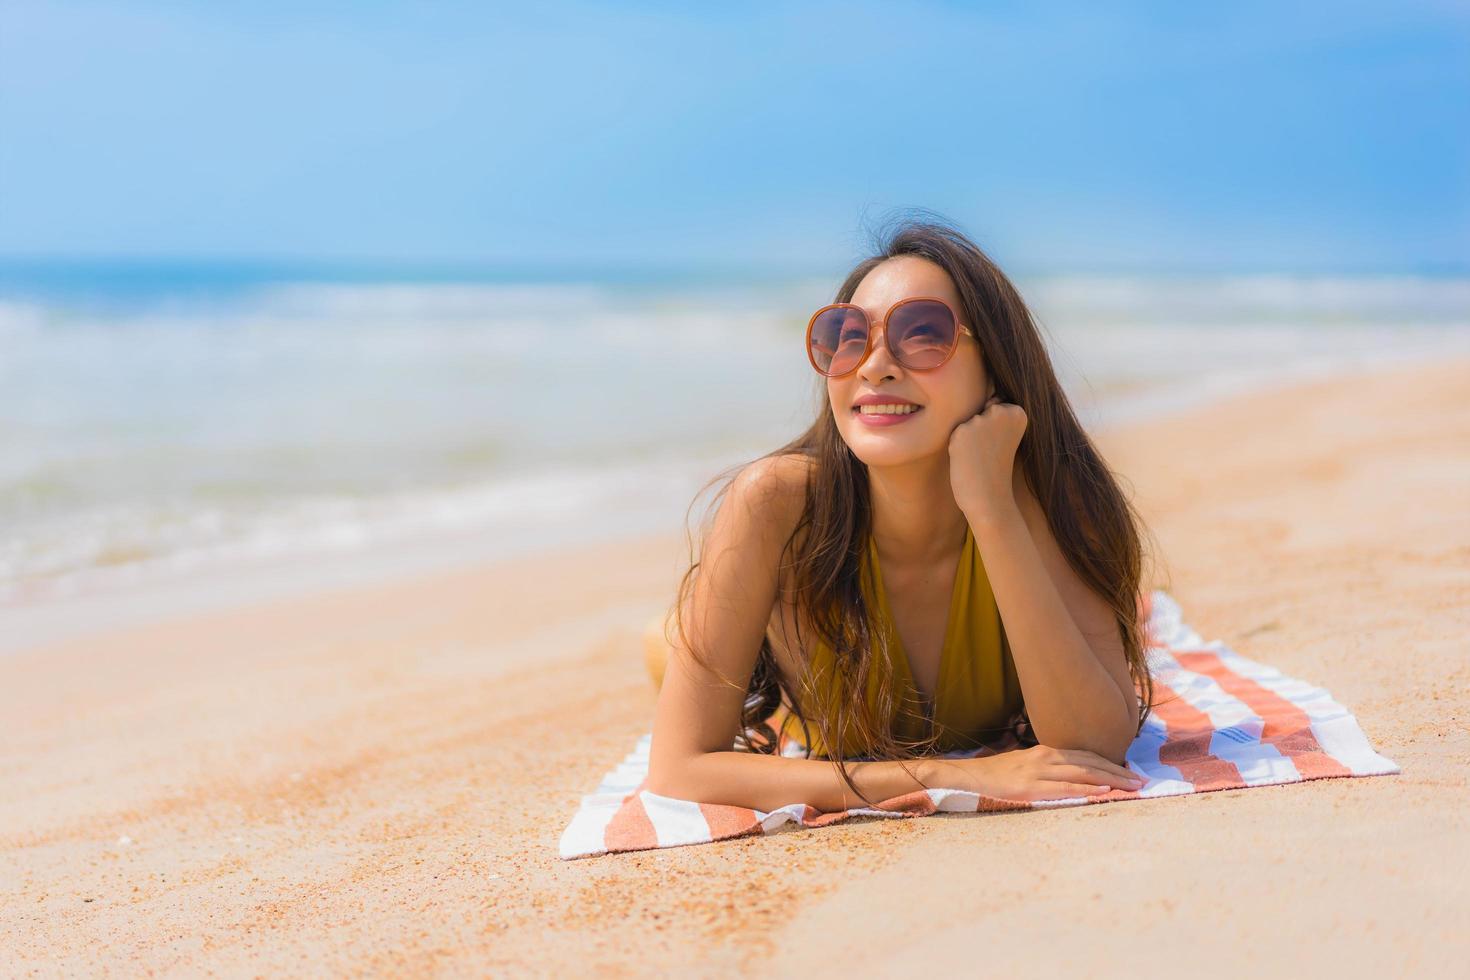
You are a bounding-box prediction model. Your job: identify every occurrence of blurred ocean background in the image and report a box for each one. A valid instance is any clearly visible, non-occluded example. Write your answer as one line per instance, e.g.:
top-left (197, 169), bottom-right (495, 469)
top-left (4, 263), bottom-right (1468, 606)
top-left (3, 2), bottom-right (1467, 642)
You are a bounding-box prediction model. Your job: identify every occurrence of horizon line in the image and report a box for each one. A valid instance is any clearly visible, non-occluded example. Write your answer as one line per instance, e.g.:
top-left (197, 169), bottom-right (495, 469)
top-left (2, 252), bottom-right (1467, 283)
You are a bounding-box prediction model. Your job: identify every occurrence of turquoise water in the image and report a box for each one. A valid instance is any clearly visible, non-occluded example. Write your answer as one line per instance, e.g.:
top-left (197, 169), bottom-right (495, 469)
top-left (3, 262), bottom-right (1468, 603)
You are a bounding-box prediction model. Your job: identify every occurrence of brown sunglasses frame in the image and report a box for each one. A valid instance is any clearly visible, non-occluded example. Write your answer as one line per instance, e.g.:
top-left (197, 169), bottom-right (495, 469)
top-left (804, 295), bottom-right (976, 378)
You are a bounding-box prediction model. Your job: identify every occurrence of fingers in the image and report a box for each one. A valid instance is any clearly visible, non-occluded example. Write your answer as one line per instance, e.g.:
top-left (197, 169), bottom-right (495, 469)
top-left (1050, 766), bottom-right (1113, 788)
top-left (1051, 762), bottom-right (1142, 792)
top-left (1058, 750), bottom-right (1139, 785)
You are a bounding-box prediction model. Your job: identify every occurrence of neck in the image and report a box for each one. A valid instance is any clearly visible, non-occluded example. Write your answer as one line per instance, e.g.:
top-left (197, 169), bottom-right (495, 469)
top-left (866, 454), bottom-right (970, 567)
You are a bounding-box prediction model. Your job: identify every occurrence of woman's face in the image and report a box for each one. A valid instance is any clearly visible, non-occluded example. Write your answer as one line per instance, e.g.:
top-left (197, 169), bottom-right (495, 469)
top-left (827, 256), bottom-right (988, 468)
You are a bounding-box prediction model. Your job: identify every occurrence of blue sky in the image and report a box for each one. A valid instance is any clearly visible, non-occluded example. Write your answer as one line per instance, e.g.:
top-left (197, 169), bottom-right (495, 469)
top-left (1, 1), bottom-right (1467, 275)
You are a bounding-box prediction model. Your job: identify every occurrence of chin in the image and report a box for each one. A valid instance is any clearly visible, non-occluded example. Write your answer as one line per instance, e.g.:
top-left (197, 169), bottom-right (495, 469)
top-left (840, 428), bottom-right (941, 468)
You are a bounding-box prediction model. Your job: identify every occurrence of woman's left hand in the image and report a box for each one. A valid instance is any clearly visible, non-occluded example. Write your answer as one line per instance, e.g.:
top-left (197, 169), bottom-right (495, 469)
top-left (947, 384), bottom-right (1027, 521)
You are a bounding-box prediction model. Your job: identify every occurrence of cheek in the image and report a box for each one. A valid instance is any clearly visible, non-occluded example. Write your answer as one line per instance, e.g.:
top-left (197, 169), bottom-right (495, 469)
top-left (948, 361), bottom-right (988, 415)
top-left (828, 385), bottom-right (855, 432)
top-left (928, 366), bottom-right (985, 419)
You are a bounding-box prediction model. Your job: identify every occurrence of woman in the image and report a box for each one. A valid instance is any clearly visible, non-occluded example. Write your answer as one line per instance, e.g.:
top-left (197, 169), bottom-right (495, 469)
top-left (643, 215), bottom-right (1157, 813)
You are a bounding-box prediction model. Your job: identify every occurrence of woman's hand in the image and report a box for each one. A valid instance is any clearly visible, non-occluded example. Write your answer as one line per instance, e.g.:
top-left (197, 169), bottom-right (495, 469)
top-left (947, 384), bottom-right (1027, 522)
top-left (925, 744), bottom-right (1146, 802)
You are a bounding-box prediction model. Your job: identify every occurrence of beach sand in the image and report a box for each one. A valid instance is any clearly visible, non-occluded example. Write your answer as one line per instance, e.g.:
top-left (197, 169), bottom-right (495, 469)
top-left (3, 357), bottom-right (1467, 977)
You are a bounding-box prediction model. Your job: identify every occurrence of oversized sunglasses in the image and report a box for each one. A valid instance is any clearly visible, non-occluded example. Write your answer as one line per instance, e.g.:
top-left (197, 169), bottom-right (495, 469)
top-left (804, 296), bottom-right (976, 378)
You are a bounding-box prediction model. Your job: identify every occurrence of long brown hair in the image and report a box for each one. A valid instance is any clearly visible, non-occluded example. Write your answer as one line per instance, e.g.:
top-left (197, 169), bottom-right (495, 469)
top-left (666, 210), bottom-right (1161, 805)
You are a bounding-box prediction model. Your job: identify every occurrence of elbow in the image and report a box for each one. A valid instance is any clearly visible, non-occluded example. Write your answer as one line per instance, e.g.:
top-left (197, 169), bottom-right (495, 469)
top-left (1094, 712), bottom-right (1139, 766)
top-left (1086, 693), bottom-right (1141, 766)
top-left (1037, 735), bottom-right (1131, 768)
top-left (1100, 717), bottom-right (1139, 767)
top-left (645, 753), bottom-right (700, 800)
top-left (644, 764), bottom-right (680, 799)
top-left (1097, 737), bottom-right (1133, 768)
top-left (1033, 715), bottom-right (1136, 767)
top-left (1091, 714), bottom-right (1139, 767)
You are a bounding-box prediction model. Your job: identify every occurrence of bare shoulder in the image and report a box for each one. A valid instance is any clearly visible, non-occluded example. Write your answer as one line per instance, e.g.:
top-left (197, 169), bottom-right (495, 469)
top-left (735, 451), bottom-right (811, 498)
top-left (727, 452), bottom-right (811, 543)
top-left (647, 453), bottom-right (813, 771)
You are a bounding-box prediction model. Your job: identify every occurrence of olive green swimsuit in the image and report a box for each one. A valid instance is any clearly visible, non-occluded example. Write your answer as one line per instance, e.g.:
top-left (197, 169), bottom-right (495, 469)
top-left (772, 522), bottom-right (1026, 757)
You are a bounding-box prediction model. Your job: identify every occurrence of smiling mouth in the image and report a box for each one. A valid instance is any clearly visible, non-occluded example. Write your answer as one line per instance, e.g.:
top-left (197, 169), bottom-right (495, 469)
top-left (852, 405), bottom-right (923, 415)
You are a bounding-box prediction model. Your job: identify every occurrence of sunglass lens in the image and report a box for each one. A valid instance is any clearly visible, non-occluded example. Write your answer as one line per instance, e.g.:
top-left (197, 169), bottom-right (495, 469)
top-left (888, 299), bottom-right (957, 370)
top-left (808, 307), bottom-right (869, 376)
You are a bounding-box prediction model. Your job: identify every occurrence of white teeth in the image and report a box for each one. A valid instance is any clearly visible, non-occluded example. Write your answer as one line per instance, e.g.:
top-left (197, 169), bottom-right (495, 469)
top-left (857, 404), bottom-right (920, 415)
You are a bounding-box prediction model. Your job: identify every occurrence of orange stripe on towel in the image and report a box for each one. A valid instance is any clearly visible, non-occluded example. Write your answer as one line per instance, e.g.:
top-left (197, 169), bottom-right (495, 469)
top-left (1174, 650), bottom-right (1352, 779)
top-left (872, 789), bottom-right (938, 815)
top-left (698, 803), bottom-right (760, 842)
top-left (1149, 675), bottom-right (1246, 790)
top-left (976, 793), bottom-right (1034, 812)
top-left (603, 786), bottom-right (658, 851)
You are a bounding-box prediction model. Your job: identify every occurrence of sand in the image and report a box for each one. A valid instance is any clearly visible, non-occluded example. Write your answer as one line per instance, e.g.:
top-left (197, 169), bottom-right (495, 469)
top-left (2, 357), bottom-right (1467, 977)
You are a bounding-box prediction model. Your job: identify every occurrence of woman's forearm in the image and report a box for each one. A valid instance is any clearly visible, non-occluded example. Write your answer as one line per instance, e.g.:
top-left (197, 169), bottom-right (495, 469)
top-left (966, 502), bottom-right (1136, 760)
top-left (647, 750), bottom-right (941, 813)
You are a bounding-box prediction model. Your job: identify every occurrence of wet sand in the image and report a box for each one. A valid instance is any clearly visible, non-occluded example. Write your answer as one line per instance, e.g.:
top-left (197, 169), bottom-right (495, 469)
top-left (2, 357), bottom-right (1467, 976)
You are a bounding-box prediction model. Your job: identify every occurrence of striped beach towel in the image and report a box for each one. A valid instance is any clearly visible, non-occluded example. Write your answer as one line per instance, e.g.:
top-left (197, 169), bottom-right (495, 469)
top-left (559, 590), bottom-right (1401, 860)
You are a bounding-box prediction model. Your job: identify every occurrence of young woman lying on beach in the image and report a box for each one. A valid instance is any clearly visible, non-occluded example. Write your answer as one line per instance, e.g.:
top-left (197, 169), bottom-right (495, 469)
top-left (642, 216), bottom-right (1157, 813)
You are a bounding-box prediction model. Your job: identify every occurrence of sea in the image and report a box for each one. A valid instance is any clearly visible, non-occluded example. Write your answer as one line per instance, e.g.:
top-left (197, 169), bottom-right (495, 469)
top-left (2, 261), bottom-right (1468, 645)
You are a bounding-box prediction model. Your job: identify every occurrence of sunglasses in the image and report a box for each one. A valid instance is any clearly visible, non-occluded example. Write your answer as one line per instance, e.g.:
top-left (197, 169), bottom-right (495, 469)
top-left (804, 296), bottom-right (976, 378)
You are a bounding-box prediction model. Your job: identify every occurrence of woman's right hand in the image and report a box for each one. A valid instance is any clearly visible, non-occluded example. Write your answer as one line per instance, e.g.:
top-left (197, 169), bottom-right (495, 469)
top-left (926, 744), bottom-right (1147, 802)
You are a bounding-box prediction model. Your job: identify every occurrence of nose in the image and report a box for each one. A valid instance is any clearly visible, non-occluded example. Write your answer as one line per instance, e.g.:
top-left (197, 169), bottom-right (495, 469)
top-left (856, 322), bottom-right (902, 381)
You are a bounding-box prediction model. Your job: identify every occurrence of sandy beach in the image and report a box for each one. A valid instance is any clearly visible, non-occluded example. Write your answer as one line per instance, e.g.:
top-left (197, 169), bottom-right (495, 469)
top-left (3, 355), bottom-right (1467, 977)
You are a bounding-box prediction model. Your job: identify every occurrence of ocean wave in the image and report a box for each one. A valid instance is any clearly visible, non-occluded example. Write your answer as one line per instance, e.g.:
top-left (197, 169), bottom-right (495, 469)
top-left (2, 272), bottom-right (1467, 600)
